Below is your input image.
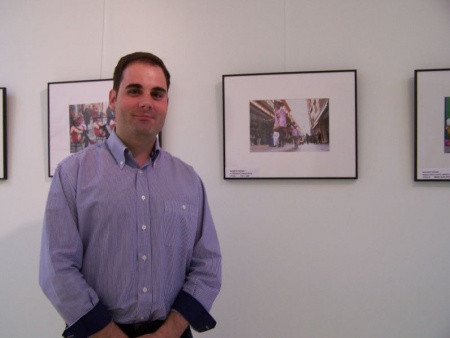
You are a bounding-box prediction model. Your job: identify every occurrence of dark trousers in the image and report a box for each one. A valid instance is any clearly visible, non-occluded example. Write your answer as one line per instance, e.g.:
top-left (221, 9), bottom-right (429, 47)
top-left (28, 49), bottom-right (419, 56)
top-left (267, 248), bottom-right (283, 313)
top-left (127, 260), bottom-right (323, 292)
top-left (117, 320), bottom-right (193, 338)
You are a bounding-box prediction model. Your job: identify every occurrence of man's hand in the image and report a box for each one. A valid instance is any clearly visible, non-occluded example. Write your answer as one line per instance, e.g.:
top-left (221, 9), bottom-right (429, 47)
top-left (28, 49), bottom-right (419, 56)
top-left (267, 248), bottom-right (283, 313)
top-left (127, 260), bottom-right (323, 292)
top-left (91, 321), bottom-right (128, 338)
top-left (139, 311), bottom-right (189, 338)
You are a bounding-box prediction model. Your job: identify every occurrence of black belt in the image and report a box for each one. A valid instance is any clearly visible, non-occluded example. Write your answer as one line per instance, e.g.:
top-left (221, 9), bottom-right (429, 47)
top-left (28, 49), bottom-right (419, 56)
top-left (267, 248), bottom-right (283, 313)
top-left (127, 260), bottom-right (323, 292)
top-left (117, 320), bottom-right (193, 338)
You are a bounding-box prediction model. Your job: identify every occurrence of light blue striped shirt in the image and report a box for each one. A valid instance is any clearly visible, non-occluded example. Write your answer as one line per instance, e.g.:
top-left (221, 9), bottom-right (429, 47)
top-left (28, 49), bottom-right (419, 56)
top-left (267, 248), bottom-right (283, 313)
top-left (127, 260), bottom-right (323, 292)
top-left (39, 131), bottom-right (221, 337)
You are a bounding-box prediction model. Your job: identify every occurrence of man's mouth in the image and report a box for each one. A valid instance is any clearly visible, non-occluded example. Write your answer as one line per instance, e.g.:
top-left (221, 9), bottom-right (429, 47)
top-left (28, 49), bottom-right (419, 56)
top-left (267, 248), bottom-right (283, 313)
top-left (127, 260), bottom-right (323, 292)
top-left (133, 113), bottom-right (154, 120)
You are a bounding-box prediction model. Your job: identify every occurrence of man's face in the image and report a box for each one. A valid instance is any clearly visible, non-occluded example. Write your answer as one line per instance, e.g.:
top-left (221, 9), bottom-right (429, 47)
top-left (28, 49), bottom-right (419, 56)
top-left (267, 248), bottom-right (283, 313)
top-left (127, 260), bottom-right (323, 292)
top-left (109, 61), bottom-right (169, 143)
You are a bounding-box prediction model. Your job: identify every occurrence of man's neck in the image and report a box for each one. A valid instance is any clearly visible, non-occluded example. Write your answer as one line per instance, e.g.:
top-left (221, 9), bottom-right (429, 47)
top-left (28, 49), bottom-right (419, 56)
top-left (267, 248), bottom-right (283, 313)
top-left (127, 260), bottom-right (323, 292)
top-left (116, 131), bottom-right (156, 167)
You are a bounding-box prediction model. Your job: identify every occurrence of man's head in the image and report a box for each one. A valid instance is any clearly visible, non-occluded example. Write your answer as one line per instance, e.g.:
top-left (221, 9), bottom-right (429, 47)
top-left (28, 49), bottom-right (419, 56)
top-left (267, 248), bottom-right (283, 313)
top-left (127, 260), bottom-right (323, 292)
top-left (109, 52), bottom-right (170, 148)
top-left (112, 52), bottom-right (171, 92)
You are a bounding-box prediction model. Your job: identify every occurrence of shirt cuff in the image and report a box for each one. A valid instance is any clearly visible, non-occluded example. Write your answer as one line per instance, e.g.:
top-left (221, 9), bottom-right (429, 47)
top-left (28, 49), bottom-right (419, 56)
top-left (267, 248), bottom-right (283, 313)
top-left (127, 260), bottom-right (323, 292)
top-left (172, 290), bottom-right (217, 332)
top-left (62, 301), bottom-right (112, 338)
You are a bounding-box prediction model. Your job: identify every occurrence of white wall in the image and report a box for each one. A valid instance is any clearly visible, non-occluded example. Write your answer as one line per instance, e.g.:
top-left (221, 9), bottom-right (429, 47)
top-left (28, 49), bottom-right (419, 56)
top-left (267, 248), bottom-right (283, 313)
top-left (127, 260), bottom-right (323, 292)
top-left (1, 0), bottom-right (450, 337)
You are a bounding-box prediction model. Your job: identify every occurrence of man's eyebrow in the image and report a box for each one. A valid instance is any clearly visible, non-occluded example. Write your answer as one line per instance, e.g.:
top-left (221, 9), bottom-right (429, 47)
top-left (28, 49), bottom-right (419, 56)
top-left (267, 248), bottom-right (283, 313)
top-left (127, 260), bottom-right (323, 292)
top-left (151, 86), bottom-right (167, 93)
top-left (124, 83), bottom-right (167, 93)
top-left (125, 83), bottom-right (143, 90)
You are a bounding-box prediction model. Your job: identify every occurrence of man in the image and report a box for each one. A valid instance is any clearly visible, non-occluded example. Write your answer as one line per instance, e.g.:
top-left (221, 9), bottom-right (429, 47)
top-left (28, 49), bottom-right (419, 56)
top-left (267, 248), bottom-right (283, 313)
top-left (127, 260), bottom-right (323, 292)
top-left (82, 105), bottom-right (93, 130)
top-left (106, 105), bottom-right (115, 126)
top-left (273, 100), bottom-right (287, 147)
top-left (92, 117), bottom-right (110, 140)
top-left (39, 52), bottom-right (222, 338)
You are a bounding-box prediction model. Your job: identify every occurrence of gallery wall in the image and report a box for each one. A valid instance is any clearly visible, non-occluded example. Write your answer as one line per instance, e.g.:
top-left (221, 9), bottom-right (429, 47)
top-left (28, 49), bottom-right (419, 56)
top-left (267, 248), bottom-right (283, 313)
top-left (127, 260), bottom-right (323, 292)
top-left (1, 0), bottom-right (450, 337)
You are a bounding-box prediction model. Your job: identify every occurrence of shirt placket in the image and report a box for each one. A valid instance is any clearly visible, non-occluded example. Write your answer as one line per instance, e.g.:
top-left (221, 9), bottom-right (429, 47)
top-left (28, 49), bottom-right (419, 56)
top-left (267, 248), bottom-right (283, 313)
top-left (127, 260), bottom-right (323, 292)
top-left (135, 167), bottom-right (153, 321)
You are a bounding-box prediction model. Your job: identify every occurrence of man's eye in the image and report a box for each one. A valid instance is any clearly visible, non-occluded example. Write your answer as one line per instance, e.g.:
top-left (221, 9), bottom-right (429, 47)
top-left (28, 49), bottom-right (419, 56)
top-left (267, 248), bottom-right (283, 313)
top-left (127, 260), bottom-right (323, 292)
top-left (152, 91), bottom-right (165, 99)
top-left (128, 88), bottom-right (141, 95)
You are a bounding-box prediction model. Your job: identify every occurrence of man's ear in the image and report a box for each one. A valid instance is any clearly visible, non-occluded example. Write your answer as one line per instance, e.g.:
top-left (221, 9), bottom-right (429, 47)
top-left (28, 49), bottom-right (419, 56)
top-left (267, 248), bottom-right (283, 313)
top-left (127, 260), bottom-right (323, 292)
top-left (109, 89), bottom-right (117, 109)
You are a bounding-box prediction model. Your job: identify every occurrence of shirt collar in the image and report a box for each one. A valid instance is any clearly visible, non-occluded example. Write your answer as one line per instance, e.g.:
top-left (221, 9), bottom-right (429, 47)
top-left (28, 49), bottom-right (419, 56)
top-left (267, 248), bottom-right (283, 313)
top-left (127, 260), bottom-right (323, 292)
top-left (106, 130), bottom-right (161, 169)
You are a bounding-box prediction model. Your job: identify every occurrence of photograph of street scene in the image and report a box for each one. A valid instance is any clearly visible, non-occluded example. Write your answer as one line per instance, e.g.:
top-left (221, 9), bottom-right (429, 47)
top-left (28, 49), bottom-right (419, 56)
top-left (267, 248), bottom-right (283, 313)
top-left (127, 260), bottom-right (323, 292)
top-left (250, 98), bottom-right (329, 152)
top-left (69, 102), bottom-right (115, 153)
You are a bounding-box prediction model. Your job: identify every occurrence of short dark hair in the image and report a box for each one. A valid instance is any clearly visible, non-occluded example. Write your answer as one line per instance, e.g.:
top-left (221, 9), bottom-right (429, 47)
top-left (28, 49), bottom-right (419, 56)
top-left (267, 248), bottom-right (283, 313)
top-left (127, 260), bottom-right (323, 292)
top-left (112, 52), bottom-right (171, 91)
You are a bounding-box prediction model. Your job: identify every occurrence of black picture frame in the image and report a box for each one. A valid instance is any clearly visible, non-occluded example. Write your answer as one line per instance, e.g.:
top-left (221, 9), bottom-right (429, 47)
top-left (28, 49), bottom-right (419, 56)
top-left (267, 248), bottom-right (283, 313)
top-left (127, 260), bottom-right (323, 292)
top-left (47, 79), bottom-right (113, 177)
top-left (222, 70), bottom-right (357, 179)
top-left (415, 68), bottom-right (450, 181)
top-left (0, 87), bottom-right (6, 180)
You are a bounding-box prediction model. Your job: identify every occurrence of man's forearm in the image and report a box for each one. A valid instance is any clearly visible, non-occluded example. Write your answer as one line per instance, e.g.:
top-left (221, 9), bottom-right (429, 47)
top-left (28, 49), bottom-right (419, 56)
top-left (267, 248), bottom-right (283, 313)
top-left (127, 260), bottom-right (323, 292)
top-left (91, 321), bottom-right (128, 338)
top-left (151, 311), bottom-right (189, 338)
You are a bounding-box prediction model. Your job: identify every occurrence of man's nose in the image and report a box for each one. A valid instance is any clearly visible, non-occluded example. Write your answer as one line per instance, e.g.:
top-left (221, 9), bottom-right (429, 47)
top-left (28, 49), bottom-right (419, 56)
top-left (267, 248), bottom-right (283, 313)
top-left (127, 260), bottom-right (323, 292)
top-left (139, 94), bottom-right (153, 109)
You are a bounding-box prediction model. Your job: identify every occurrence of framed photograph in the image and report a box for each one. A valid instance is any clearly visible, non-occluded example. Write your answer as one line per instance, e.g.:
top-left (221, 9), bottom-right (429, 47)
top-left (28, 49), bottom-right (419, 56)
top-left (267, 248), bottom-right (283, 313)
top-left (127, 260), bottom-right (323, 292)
top-left (222, 70), bottom-right (357, 179)
top-left (0, 87), bottom-right (6, 180)
top-left (48, 79), bottom-right (113, 177)
top-left (415, 69), bottom-right (450, 181)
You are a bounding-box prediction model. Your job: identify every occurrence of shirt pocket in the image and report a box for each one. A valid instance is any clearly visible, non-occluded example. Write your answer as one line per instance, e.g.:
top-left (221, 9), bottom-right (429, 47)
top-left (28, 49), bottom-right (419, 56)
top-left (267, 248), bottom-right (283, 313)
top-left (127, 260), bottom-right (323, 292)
top-left (163, 200), bottom-right (199, 248)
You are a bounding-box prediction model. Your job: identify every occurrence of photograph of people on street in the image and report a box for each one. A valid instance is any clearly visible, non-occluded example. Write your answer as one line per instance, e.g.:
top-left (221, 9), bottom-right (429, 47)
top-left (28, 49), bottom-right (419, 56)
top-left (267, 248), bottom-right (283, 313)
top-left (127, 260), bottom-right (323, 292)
top-left (250, 98), bottom-right (329, 153)
top-left (69, 102), bottom-right (115, 153)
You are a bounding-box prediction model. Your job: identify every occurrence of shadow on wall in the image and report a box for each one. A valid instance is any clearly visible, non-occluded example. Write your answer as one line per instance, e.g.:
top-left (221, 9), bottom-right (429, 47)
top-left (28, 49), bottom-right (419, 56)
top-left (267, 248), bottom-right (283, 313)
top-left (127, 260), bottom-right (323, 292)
top-left (0, 221), bottom-right (62, 337)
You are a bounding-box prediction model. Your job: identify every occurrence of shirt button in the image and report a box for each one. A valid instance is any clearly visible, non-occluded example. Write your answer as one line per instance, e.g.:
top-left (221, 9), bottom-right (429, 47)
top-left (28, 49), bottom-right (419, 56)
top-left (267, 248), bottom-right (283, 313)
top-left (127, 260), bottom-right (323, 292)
top-left (182, 205), bottom-right (186, 210)
top-left (142, 255), bottom-right (147, 261)
top-left (142, 225), bottom-right (147, 230)
top-left (141, 195), bottom-right (146, 201)
top-left (143, 287), bottom-right (148, 293)
top-left (139, 170), bottom-right (143, 174)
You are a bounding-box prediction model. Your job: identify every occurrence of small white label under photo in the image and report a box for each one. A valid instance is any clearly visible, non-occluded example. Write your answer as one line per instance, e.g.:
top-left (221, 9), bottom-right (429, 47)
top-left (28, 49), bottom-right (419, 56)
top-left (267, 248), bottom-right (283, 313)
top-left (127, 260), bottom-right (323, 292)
top-left (226, 167), bottom-right (259, 178)
top-left (419, 168), bottom-right (450, 180)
